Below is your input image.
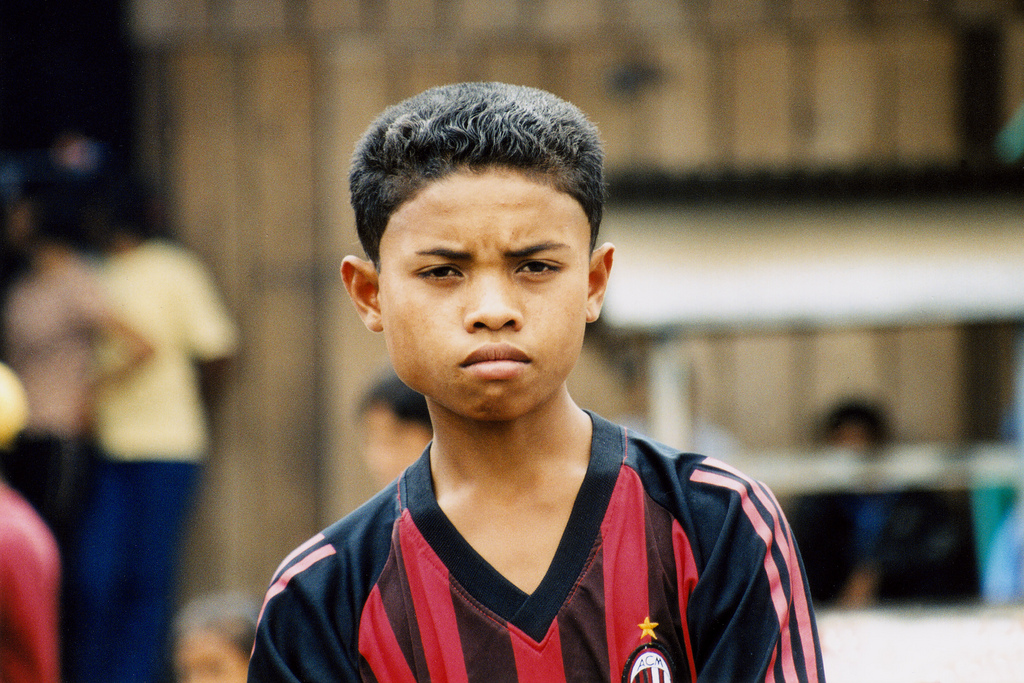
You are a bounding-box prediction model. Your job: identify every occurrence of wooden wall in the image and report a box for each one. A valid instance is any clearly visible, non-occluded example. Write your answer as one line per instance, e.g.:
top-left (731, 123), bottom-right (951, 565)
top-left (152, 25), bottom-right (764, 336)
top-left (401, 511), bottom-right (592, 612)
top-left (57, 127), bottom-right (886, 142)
top-left (659, 322), bottom-right (1016, 452)
top-left (127, 1), bottom-right (1024, 598)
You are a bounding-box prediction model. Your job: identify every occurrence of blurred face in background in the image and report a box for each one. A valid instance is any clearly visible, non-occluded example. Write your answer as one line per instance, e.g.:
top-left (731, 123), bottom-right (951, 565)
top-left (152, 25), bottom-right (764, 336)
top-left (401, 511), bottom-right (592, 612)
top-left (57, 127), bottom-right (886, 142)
top-left (831, 421), bottom-right (874, 451)
top-left (174, 629), bottom-right (249, 683)
top-left (363, 403), bottom-right (432, 488)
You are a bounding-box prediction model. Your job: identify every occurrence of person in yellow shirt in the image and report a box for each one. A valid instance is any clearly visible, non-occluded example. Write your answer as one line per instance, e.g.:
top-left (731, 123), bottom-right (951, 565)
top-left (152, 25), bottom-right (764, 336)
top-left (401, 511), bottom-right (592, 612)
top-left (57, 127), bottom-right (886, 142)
top-left (64, 181), bottom-right (239, 683)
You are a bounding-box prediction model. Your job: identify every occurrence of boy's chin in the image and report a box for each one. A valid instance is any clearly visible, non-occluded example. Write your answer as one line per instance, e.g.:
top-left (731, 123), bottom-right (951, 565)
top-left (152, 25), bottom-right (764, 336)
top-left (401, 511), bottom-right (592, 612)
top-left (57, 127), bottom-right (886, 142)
top-left (446, 392), bottom-right (569, 425)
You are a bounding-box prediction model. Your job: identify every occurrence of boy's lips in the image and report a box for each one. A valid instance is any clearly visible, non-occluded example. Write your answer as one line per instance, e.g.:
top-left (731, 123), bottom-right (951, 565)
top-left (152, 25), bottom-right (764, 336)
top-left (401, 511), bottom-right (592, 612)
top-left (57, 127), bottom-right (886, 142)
top-left (461, 343), bottom-right (531, 380)
top-left (461, 343), bottom-right (530, 366)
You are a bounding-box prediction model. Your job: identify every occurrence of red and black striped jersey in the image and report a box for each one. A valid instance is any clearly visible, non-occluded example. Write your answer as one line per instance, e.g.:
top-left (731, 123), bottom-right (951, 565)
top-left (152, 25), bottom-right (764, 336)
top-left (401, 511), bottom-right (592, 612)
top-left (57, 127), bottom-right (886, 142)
top-left (250, 412), bottom-right (825, 682)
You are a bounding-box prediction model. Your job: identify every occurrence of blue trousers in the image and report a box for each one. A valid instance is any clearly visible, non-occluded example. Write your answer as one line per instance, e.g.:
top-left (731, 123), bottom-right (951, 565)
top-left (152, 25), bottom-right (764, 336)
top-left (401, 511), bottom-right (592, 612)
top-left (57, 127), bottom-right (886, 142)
top-left (65, 458), bottom-right (201, 683)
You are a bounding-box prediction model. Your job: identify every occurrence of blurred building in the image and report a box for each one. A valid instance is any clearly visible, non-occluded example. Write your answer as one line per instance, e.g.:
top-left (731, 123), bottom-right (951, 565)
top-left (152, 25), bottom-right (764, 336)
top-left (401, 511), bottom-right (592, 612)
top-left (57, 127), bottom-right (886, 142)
top-left (7, 0), bottom-right (1022, 599)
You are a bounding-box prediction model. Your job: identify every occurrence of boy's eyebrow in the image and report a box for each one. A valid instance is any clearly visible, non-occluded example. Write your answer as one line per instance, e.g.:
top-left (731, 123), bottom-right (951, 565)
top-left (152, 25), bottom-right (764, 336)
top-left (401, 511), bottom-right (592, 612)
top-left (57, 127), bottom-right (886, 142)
top-left (415, 241), bottom-right (570, 261)
top-left (416, 247), bottom-right (471, 260)
top-left (506, 241), bottom-right (570, 259)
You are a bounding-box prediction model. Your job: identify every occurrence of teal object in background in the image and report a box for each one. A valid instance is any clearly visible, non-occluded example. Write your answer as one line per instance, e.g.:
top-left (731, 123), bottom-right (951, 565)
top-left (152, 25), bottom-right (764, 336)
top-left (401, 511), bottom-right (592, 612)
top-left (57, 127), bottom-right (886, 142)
top-left (995, 102), bottom-right (1024, 163)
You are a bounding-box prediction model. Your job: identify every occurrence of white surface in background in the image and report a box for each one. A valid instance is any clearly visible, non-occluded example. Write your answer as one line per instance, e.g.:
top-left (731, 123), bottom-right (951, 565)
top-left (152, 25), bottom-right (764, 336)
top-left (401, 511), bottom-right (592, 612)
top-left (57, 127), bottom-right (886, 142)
top-left (818, 606), bottom-right (1024, 683)
top-left (601, 200), bottom-right (1024, 331)
top-left (726, 443), bottom-right (1021, 497)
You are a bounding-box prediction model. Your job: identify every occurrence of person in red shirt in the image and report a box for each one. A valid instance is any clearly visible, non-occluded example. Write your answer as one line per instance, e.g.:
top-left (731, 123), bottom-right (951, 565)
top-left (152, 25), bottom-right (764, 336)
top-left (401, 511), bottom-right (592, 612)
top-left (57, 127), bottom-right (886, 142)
top-left (0, 362), bottom-right (61, 683)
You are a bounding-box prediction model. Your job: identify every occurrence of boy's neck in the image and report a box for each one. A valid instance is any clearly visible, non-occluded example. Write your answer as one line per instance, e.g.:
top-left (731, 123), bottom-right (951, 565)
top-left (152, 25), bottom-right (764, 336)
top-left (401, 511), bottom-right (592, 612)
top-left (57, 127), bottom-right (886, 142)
top-left (426, 389), bottom-right (594, 594)
top-left (427, 389), bottom-right (592, 492)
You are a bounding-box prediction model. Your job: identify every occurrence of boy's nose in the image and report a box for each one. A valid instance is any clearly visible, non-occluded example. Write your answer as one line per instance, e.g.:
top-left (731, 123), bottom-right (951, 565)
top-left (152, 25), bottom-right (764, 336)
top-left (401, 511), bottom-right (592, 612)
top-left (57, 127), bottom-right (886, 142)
top-left (464, 276), bottom-right (522, 331)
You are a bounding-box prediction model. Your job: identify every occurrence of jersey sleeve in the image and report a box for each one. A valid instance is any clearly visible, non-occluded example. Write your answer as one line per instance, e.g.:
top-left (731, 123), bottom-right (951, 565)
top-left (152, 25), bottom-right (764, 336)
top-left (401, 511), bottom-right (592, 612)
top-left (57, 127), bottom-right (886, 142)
top-left (684, 458), bottom-right (824, 683)
top-left (249, 487), bottom-right (400, 682)
top-left (249, 534), bottom-right (358, 681)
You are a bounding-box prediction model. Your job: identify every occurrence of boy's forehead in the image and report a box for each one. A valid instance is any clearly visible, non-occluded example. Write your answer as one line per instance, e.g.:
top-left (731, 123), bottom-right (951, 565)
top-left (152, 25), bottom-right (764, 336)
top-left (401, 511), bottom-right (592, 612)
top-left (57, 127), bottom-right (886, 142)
top-left (380, 170), bottom-right (589, 250)
top-left (409, 165), bottom-right (561, 199)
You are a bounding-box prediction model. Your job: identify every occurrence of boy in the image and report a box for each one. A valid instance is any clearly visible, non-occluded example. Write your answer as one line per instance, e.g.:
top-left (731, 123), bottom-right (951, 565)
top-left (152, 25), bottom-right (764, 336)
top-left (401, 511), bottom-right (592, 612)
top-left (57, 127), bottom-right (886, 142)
top-left (249, 82), bottom-right (824, 682)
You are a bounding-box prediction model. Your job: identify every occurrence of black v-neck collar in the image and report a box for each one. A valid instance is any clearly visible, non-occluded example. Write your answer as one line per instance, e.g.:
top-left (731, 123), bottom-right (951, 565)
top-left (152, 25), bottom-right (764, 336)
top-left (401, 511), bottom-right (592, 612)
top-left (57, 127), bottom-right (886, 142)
top-left (401, 412), bottom-right (623, 642)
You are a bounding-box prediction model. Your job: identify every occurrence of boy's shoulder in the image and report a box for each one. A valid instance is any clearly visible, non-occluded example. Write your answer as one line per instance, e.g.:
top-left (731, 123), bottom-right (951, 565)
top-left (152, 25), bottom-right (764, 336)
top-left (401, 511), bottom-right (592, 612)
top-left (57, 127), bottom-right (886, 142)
top-left (267, 481), bottom-right (401, 607)
top-left (609, 413), bottom-right (753, 499)
top-left (614, 415), bottom-right (779, 553)
top-left (268, 415), bottom-right (772, 606)
top-left (251, 483), bottom-right (404, 679)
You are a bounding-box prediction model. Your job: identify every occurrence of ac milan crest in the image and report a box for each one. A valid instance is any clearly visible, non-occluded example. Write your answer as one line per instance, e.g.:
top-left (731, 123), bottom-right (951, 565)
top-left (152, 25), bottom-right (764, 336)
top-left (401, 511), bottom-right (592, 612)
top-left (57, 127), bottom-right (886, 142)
top-left (622, 641), bottom-right (674, 683)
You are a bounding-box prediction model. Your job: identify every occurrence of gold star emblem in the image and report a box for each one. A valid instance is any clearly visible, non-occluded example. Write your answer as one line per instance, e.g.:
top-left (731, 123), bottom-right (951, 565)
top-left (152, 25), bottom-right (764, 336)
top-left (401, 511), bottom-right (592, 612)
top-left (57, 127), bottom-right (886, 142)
top-left (637, 616), bottom-right (659, 640)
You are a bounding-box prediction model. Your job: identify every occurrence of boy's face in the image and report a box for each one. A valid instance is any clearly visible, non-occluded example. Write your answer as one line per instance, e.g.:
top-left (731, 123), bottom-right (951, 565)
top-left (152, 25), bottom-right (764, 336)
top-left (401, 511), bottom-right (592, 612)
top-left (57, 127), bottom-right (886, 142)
top-left (343, 168), bottom-right (613, 423)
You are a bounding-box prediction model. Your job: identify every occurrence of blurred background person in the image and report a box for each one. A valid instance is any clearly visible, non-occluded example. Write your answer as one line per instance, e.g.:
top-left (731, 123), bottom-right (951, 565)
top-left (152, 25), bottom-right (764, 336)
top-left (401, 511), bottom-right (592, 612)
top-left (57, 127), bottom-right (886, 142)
top-left (172, 592), bottom-right (258, 683)
top-left (359, 369), bottom-right (432, 490)
top-left (981, 402), bottom-right (1024, 604)
top-left (982, 498), bottom-right (1024, 603)
top-left (0, 361), bottom-right (61, 683)
top-left (63, 179), bottom-right (239, 683)
top-left (790, 399), bottom-right (976, 608)
top-left (0, 187), bottom-right (152, 552)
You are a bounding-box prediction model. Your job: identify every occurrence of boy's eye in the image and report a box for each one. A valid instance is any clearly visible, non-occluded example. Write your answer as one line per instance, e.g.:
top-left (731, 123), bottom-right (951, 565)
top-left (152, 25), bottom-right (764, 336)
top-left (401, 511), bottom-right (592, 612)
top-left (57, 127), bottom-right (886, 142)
top-left (519, 260), bottom-right (558, 275)
top-left (419, 265), bottom-right (461, 279)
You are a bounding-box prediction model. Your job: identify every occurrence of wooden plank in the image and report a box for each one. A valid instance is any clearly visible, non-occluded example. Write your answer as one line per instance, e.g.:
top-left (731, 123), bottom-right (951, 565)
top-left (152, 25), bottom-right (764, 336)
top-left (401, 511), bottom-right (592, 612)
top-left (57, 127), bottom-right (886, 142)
top-left (557, 44), bottom-right (639, 172)
top-left (449, 0), bottom-right (523, 34)
top-left (728, 33), bottom-right (798, 169)
top-left (129, 0), bottom-right (208, 43)
top-left (474, 42), bottom-right (549, 90)
top-left (883, 26), bottom-right (960, 165)
top-left (1003, 21), bottom-right (1024, 125)
top-left (167, 47), bottom-right (241, 284)
top-left (789, 0), bottom-right (854, 23)
top-left (536, 0), bottom-right (606, 37)
top-left (221, 0), bottom-right (288, 33)
top-left (166, 46), bottom-right (263, 593)
top-left (245, 44), bottom-right (315, 265)
top-left (807, 30), bottom-right (880, 167)
top-left (645, 39), bottom-right (717, 172)
top-left (307, 0), bottom-right (361, 32)
top-left (706, 0), bottom-right (775, 28)
top-left (682, 335), bottom-right (740, 449)
top-left (318, 40), bottom-right (391, 256)
top-left (231, 44), bottom-right (321, 583)
top-left (385, 0), bottom-right (438, 33)
top-left (868, 0), bottom-right (938, 20)
top-left (949, 0), bottom-right (1016, 21)
top-left (891, 325), bottom-right (964, 442)
top-left (391, 44), bottom-right (467, 102)
top-left (730, 332), bottom-right (801, 448)
top-left (806, 328), bottom-right (889, 429)
top-left (620, 0), bottom-right (689, 32)
top-left (242, 286), bottom-right (321, 581)
top-left (317, 40), bottom-right (396, 519)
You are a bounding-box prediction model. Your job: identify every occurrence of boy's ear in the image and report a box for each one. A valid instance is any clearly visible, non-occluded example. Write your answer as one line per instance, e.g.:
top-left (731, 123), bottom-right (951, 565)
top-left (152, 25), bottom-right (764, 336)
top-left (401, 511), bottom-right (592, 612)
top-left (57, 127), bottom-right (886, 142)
top-left (586, 242), bottom-right (614, 323)
top-left (341, 256), bottom-right (384, 332)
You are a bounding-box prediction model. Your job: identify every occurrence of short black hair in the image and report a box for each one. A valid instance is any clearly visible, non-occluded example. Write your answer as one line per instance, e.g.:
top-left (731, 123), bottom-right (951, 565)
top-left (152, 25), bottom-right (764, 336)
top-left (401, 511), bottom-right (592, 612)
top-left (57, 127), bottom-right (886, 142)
top-left (360, 370), bottom-right (431, 431)
top-left (349, 82), bottom-right (605, 266)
